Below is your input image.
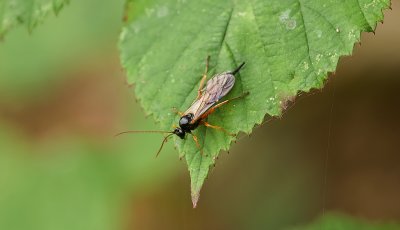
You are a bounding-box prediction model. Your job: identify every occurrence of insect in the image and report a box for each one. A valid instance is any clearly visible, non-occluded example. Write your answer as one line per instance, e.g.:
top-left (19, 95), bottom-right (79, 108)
top-left (116, 56), bottom-right (249, 156)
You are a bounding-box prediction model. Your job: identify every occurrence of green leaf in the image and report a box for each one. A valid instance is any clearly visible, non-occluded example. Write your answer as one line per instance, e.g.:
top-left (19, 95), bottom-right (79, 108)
top-left (287, 213), bottom-right (400, 230)
top-left (0, 0), bottom-right (69, 38)
top-left (119, 0), bottom-right (390, 207)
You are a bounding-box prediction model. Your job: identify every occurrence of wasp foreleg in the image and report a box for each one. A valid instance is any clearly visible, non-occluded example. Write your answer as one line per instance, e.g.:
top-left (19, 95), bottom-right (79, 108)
top-left (172, 107), bottom-right (184, 116)
top-left (190, 133), bottom-right (204, 155)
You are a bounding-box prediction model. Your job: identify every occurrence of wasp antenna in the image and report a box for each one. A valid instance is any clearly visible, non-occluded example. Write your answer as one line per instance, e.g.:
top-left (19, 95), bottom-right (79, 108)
top-left (230, 62), bottom-right (246, 75)
top-left (114, 130), bottom-right (172, 137)
top-left (156, 133), bottom-right (174, 157)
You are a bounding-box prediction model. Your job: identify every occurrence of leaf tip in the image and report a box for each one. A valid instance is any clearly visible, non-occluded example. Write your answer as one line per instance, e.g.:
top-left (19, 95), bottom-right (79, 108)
top-left (191, 191), bottom-right (200, 208)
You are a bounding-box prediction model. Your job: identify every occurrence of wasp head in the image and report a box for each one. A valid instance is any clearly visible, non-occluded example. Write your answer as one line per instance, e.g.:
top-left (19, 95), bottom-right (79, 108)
top-left (173, 127), bottom-right (185, 139)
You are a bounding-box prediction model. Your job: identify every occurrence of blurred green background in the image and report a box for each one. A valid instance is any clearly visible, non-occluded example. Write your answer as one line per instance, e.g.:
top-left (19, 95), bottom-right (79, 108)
top-left (0, 1), bottom-right (399, 230)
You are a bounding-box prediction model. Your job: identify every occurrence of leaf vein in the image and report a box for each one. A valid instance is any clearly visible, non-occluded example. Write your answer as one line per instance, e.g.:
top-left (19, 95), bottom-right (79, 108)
top-left (224, 41), bottom-right (250, 131)
top-left (355, 0), bottom-right (373, 31)
top-left (302, 4), bottom-right (346, 49)
top-left (248, 1), bottom-right (277, 97)
top-left (297, 0), bottom-right (318, 84)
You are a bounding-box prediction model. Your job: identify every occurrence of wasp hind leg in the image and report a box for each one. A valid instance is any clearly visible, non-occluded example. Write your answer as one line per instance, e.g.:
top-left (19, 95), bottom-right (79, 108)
top-left (202, 121), bottom-right (235, 137)
top-left (199, 92), bottom-right (249, 136)
top-left (200, 91), bottom-right (250, 119)
top-left (196, 55), bottom-right (210, 100)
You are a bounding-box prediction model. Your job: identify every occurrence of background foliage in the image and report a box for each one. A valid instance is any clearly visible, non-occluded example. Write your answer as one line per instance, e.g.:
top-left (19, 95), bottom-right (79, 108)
top-left (0, 0), bottom-right (69, 38)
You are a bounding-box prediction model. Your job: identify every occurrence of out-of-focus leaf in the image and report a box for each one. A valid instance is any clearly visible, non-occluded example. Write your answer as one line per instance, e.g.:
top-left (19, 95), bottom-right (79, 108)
top-left (119, 0), bottom-right (390, 206)
top-left (0, 0), bottom-right (69, 38)
top-left (0, 0), bottom-right (123, 98)
top-left (0, 113), bottom-right (178, 230)
top-left (288, 213), bottom-right (400, 230)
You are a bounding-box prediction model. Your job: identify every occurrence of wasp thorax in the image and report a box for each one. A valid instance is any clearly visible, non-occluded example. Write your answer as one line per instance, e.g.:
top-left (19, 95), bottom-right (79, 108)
top-left (179, 114), bottom-right (193, 130)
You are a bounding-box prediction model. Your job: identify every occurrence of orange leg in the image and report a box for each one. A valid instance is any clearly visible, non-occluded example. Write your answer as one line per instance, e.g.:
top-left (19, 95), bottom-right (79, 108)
top-left (202, 121), bottom-right (235, 136)
top-left (196, 56), bottom-right (210, 100)
top-left (200, 91), bottom-right (250, 119)
top-left (190, 133), bottom-right (203, 155)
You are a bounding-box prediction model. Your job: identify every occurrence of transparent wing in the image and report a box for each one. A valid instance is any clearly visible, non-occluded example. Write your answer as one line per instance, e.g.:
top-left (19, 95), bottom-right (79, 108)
top-left (185, 72), bottom-right (235, 122)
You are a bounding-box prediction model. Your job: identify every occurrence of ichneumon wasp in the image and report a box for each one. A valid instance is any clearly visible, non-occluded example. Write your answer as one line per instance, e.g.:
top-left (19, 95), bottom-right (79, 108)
top-left (116, 56), bottom-right (249, 156)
